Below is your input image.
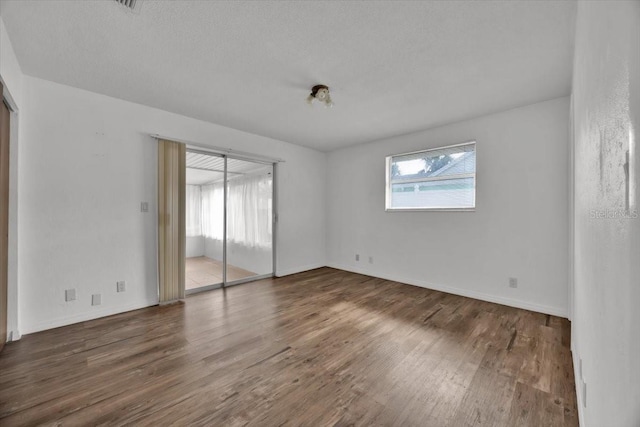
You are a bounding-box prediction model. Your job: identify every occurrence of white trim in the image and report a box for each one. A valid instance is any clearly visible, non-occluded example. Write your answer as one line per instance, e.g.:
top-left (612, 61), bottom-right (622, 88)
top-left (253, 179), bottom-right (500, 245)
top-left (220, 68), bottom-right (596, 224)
top-left (572, 340), bottom-right (587, 427)
top-left (386, 207), bottom-right (475, 212)
top-left (327, 263), bottom-right (568, 317)
top-left (0, 76), bottom-right (19, 112)
top-left (2, 83), bottom-right (20, 342)
top-left (276, 263), bottom-right (326, 278)
top-left (568, 94), bottom-right (575, 321)
top-left (386, 140), bottom-right (476, 159)
top-left (185, 283), bottom-right (222, 296)
top-left (21, 300), bottom-right (158, 335)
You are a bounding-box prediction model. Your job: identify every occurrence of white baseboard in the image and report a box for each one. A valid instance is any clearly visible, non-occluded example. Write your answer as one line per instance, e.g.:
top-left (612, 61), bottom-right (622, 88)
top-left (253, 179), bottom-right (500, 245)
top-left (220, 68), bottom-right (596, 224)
top-left (8, 330), bottom-right (21, 341)
top-left (22, 299), bottom-right (158, 335)
top-left (276, 262), bottom-right (326, 278)
top-left (20, 263), bottom-right (326, 335)
top-left (327, 262), bottom-right (568, 318)
top-left (572, 340), bottom-right (586, 427)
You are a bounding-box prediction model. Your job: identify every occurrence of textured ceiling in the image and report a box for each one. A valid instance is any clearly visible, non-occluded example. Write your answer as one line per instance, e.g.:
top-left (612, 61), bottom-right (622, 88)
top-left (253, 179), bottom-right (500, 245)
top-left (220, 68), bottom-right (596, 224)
top-left (0, 0), bottom-right (575, 151)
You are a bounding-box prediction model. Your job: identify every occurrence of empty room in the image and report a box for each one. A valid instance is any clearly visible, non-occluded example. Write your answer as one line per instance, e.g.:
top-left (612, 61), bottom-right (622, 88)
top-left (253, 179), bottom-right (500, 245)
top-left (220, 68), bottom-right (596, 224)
top-left (0, 0), bottom-right (638, 426)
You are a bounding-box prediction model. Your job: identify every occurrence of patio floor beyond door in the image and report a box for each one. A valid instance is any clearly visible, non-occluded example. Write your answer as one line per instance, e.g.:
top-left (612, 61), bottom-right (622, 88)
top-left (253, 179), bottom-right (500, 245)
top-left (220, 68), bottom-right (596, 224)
top-left (185, 256), bottom-right (256, 290)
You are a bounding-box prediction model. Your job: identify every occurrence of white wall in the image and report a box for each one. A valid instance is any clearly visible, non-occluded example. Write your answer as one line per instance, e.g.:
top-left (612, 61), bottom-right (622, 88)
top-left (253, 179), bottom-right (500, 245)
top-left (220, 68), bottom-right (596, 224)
top-left (226, 241), bottom-right (272, 275)
top-left (203, 237), bottom-right (272, 276)
top-left (0, 16), bottom-right (22, 341)
top-left (327, 97), bottom-right (570, 316)
top-left (186, 236), bottom-right (204, 258)
top-left (571, 1), bottom-right (640, 426)
top-left (204, 237), bottom-right (223, 262)
top-left (18, 76), bottom-right (326, 334)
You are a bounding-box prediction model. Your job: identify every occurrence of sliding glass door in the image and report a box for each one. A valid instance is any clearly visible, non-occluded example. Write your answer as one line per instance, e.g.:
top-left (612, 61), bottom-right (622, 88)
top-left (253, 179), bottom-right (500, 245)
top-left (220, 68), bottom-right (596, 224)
top-left (185, 151), bottom-right (225, 292)
top-left (225, 158), bottom-right (273, 284)
top-left (184, 150), bottom-right (274, 293)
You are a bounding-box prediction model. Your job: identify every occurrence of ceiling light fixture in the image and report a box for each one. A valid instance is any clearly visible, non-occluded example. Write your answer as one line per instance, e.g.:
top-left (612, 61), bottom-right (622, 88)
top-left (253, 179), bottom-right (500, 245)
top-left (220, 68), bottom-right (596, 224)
top-left (307, 84), bottom-right (333, 107)
top-left (113, 0), bottom-right (143, 13)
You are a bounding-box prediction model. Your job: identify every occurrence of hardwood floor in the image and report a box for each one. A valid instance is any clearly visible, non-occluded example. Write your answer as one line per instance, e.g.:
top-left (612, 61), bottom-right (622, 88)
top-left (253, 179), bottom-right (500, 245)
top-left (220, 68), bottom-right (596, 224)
top-left (0, 268), bottom-right (578, 426)
top-left (185, 256), bottom-right (256, 290)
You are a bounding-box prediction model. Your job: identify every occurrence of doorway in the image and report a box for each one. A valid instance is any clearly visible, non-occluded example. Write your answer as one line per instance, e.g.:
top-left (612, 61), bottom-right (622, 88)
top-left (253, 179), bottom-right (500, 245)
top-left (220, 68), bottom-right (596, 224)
top-left (0, 85), bottom-right (10, 351)
top-left (184, 150), bottom-right (274, 293)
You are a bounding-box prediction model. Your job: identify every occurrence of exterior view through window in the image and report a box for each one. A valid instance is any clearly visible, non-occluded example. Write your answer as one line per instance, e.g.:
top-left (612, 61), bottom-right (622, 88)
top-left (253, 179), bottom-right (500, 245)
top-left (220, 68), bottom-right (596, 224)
top-left (386, 141), bottom-right (476, 210)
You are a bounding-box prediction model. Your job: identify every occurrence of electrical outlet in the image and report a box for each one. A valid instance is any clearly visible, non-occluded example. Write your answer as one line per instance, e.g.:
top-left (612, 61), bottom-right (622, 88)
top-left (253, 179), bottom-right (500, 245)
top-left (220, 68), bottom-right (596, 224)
top-left (509, 277), bottom-right (518, 288)
top-left (368, 256), bottom-right (373, 264)
top-left (65, 289), bottom-right (76, 302)
top-left (117, 281), bottom-right (126, 292)
top-left (140, 202), bottom-right (149, 213)
top-left (355, 254), bottom-right (360, 261)
top-left (92, 294), bottom-right (102, 306)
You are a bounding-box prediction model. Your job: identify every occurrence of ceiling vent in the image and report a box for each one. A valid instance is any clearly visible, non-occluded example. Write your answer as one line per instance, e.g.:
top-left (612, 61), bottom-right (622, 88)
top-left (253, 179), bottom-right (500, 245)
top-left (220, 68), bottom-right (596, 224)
top-left (114, 0), bottom-right (143, 13)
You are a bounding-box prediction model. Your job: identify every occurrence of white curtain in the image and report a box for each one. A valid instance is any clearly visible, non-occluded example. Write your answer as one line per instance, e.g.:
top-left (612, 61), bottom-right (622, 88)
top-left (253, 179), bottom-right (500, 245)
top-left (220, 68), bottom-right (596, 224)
top-left (201, 181), bottom-right (225, 240)
top-left (185, 185), bottom-right (202, 237)
top-left (199, 173), bottom-right (272, 248)
top-left (227, 174), bottom-right (272, 248)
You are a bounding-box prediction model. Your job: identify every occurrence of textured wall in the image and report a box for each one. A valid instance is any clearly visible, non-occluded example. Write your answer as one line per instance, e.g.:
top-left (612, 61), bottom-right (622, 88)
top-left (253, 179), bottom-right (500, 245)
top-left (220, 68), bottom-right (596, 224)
top-left (327, 97), bottom-right (570, 316)
top-left (571, 1), bottom-right (640, 426)
top-left (18, 76), bottom-right (326, 333)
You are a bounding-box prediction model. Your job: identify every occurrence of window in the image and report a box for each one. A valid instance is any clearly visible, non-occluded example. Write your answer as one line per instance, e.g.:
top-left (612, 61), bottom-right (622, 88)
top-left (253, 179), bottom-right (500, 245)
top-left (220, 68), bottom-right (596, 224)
top-left (385, 141), bottom-right (476, 211)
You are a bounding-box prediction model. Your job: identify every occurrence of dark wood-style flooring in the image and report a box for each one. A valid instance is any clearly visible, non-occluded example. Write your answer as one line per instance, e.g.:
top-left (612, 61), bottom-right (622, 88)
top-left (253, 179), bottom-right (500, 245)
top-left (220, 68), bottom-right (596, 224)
top-left (0, 268), bottom-right (578, 426)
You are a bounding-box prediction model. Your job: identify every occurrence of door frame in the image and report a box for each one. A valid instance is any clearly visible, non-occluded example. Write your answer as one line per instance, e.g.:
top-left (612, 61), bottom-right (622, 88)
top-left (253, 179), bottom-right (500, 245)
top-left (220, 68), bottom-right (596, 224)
top-left (0, 79), bottom-right (17, 351)
top-left (1, 80), bottom-right (19, 344)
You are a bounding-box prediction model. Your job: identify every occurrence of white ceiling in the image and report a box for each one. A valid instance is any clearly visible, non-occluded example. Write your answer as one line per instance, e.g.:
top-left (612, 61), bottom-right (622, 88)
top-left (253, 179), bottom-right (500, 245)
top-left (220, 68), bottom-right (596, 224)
top-left (0, 0), bottom-right (576, 152)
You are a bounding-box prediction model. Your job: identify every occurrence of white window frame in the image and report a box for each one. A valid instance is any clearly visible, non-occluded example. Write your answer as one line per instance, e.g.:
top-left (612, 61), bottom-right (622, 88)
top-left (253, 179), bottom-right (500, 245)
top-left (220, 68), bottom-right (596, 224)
top-left (385, 141), bottom-right (476, 212)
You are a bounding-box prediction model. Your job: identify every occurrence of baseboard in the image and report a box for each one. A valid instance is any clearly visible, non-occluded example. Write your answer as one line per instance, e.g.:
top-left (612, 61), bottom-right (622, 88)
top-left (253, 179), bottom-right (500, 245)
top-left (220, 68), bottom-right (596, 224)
top-left (276, 262), bottom-right (326, 278)
top-left (327, 262), bottom-right (568, 318)
top-left (572, 341), bottom-right (586, 427)
top-left (20, 264), bottom-right (325, 334)
top-left (21, 299), bottom-right (158, 335)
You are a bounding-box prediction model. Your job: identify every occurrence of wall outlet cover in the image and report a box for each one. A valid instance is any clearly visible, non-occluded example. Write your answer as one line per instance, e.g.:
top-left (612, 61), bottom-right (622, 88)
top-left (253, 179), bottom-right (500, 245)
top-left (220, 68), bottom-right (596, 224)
top-left (509, 277), bottom-right (518, 288)
top-left (355, 254), bottom-right (360, 261)
top-left (92, 294), bottom-right (102, 306)
top-left (140, 202), bottom-right (149, 212)
top-left (117, 281), bottom-right (126, 292)
top-left (65, 289), bottom-right (76, 302)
